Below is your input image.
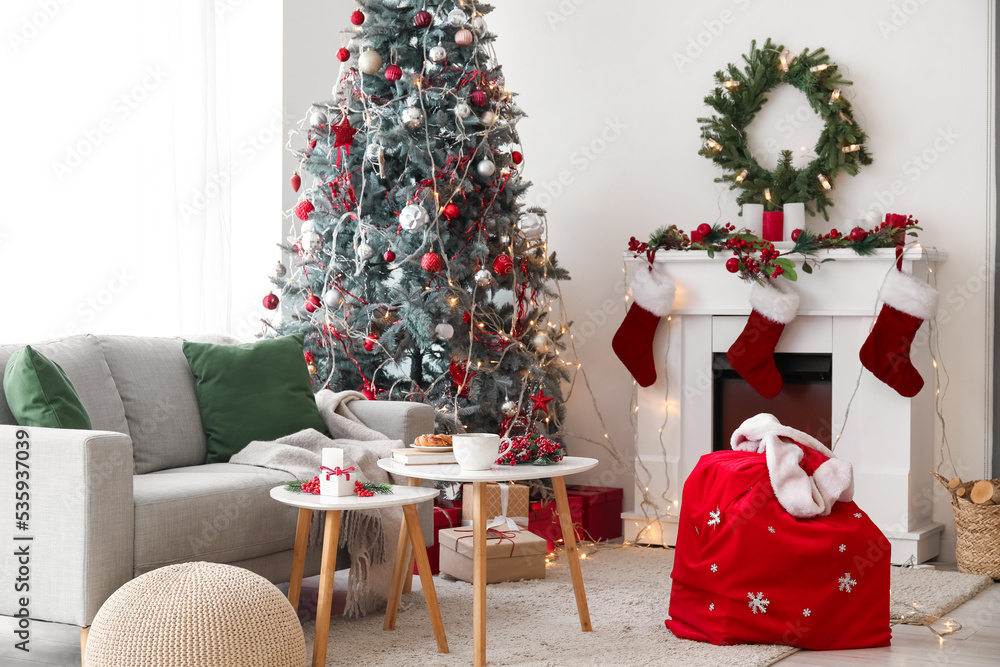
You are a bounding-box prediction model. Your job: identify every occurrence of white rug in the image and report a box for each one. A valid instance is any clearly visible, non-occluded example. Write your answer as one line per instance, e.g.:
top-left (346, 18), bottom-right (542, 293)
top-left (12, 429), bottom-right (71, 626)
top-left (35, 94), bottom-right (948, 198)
top-left (301, 546), bottom-right (992, 667)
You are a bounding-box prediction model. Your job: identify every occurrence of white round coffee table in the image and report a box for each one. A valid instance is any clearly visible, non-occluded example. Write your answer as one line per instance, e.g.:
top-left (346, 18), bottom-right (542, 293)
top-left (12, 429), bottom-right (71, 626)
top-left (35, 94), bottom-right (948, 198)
top-left (377, 456), bottom-right (599, 667)
top-left (269, 484), bottom-right (447, 666)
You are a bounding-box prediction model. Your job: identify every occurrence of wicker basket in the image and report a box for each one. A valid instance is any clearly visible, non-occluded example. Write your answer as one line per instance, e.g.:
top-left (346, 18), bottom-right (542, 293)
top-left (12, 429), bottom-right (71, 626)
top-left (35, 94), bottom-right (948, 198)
top-left (933, 472), bottom-right (1000, 579)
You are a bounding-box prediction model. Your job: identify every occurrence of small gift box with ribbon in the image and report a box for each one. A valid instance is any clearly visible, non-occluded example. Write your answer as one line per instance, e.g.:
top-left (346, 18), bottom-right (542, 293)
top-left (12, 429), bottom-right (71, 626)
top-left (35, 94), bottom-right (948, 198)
top-left (438, 526), bottom-right (547, 584)
top-left (461, 482), bottom-right (529, 530)
top-left (319, 447), bottom-right (357, 497)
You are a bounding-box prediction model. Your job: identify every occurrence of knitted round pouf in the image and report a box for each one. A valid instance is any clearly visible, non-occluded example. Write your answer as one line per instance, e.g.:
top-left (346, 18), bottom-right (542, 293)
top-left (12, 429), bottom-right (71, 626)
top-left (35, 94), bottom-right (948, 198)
top-left (85, 562), bottom-right (305, 667)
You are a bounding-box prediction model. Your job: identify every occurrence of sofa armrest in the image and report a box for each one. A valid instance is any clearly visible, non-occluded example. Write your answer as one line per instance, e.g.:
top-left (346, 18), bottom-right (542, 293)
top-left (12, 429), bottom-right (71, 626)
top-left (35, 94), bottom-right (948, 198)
top-left (0, 425), bottom-right (134, 627)
top-left (348, 400), bottom-right (434, 445)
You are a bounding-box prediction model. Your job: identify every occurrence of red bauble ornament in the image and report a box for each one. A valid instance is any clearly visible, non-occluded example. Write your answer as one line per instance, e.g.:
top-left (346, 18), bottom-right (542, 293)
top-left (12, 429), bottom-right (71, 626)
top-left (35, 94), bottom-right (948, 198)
top-left (421, 252), bottom-right (444, 273)
top-left (363, 335), bottom-right (378, 352)
top-left (362, 387), bottom-right (376, 400)
top-left (492, 254), bottom-right (514, 276)
top-left (262, 292), bottom-right (279, 310)
top-left (295, 200), bottom-right (314, 221)
top-left (383, 250), bottom-right (396, 262)
top-left (791, 228), bottom-right (802, 242)
top-left (336, 47), bottom-right (350, 62)
top-left (469, 90), bottom-right (488, 106)
top-left (850, 226), bottom-right (868, 242)
top-left (384, 65), bottom-right (402, 81)
top-left (697, 223), bottom-right (712, 237)
top-left (350, 10), bottom-right (365, 25)
top-left (304, 294), bottom-right (322, 313)
top-left (290, 172), bottom-right (301, 192)
top-left (414, 10), bottom-right (432, 27)
top-left (511, 151), bottom-right (523, 164)
top-left (725, 258), bottom-right (740, 273)
top-left (690, 230), bottom-right (704, 244)
top-left (442, 203), bottom-right (460, 221)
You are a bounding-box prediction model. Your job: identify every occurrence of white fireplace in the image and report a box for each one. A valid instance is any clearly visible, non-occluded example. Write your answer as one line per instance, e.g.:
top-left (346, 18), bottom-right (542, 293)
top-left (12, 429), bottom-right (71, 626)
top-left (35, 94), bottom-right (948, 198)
top-left (621, 246), bottom-right (946, 565)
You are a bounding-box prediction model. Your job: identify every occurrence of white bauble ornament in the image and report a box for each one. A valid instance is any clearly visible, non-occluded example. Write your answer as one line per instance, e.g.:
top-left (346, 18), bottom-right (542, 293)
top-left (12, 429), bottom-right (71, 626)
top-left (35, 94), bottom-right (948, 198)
top-left (402, 106), bottom-right (424, 126)
top-left (399, 204), bottom-right (429, 231)
top-left (357, 243), bottom-right (374, 261)
top-left (477, 160), bottom-right (496, 178)
top-left (310, 111), bottom-right (327, 126)
top-left (472, 16), bottom-right (488, 34)
top-left (533, 332), bottom-right (551, 352)
top-left (300, 220), bottom-right (316, 235)
top-left (323, 290), bottom-right (343, 308)
top-left (501, 400), bottom-right (518, 417)
top-left (480, 111), bottom-right (498, 126)
top-left (358, 50), bottom-right (383, 75)
top-left (435, 323), bottom-right (454, 340)
top-left (454, 102), bottom-right (472, 119)
top-left (518, 213), bottom-right (545, 240)
top-left (429, 45), bottom-right (448, 62)
top-left (474, 269), bottom-right (492, 286)
top-left (365, 142), bottom-right (384, 161)
top-left (301, 231), bottom-right (321, 250)
top-left (447, 8), bottom-right (467, 26)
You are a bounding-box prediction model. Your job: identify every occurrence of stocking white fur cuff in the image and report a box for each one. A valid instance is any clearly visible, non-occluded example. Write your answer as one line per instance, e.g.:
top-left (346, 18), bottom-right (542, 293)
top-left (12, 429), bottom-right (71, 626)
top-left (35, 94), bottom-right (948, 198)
top-left (879, 269), bottom-right (939, 321)
top-left (749, 280), bottom-right (800, 324)
top-left (629, 267), bottom-right (677, 317)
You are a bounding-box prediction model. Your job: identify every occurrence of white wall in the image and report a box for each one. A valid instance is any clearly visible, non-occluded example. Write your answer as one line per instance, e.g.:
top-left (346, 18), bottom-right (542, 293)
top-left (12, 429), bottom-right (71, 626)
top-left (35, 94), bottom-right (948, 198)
top-left (289, 0), bottom-right (994, 558)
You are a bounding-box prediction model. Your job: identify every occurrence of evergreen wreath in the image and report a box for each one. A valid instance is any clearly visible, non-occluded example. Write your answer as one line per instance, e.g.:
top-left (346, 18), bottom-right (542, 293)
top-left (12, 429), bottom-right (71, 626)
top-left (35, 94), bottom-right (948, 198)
top-left (698, 38), bottom-right (873, 220)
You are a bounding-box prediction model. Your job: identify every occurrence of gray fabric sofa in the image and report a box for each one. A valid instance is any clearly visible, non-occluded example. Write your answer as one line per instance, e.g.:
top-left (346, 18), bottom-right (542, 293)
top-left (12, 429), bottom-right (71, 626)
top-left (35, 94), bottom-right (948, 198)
top-left (0, 334), bottom-right (434, 629)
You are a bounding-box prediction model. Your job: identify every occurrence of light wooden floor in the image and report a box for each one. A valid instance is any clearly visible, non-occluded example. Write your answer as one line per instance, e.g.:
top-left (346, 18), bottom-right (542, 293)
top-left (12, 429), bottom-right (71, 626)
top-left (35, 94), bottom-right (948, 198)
top-left (2, 574), bottom-right (997, 666)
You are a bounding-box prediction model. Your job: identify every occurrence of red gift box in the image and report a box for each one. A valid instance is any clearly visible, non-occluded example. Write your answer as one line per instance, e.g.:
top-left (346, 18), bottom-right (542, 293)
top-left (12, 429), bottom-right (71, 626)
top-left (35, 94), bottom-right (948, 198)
top-left (566, 485), bottom-right (624, 542)
top-left (528, 497), bottom-right (583, 550)
top-left (664, 433), bottom-right (890, 650)
top-left (415, 506), bottom-right (460, 576)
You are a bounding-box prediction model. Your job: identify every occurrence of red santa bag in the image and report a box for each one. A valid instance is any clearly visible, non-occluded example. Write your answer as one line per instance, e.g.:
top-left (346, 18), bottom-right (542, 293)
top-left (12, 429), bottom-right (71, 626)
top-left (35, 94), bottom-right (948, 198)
top-left (665, 414), bottom-right (891, 650)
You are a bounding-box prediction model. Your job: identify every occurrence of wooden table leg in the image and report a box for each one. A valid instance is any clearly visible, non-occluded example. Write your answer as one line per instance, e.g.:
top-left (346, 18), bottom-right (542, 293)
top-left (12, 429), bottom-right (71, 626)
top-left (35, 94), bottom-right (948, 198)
top-left (288, 507), bottom-right (312, 611)
top-left (80, 626), bottom-right (89, 665)
top-left (473, 481), bottom-right (487, 667)
top-left (553, 476), bottom-right (592, 632)
top-left (402, 478), bottom-right (421, 594)
top-left (383, 504), bottom-right (413, 631)
top-left (312, 510), bottom-right (342, 667)
top-left (403, 504), bottom-right (449, 653)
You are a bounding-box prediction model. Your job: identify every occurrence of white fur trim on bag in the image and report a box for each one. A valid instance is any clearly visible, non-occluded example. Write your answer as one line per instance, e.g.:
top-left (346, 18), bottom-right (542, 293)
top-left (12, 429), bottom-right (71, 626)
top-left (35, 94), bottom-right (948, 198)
top-left (879, 269), bottom-right (938, 321)
top-left (629, 267), bottom-right (676, 317)
top-left (730, 413), bottom-right (853, 518)
top-left (749, 280), bottom-right (799, 324)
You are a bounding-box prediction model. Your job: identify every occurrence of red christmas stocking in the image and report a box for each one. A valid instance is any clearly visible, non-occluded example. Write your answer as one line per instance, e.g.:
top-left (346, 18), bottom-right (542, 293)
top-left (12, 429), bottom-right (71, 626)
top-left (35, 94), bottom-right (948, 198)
top-left (727, 280), bottom-right (800, 399)
top-left (613, 267), bottom-right (676, 387)
top-left (860, 269), bottom-right (938, 397)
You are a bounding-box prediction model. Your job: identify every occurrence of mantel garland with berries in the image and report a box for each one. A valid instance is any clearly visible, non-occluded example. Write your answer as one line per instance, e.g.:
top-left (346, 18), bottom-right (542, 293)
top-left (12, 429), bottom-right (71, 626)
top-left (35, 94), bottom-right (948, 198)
top-left (698, 38), bottom-right (873, 220)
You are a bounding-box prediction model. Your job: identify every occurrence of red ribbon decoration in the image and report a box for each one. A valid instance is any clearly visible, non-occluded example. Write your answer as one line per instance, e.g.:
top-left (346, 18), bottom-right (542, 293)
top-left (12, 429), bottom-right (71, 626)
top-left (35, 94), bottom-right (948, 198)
top-left (453, 527), bottom-right (518, 558)
top-left (320, 465), bottom-right (357, 482)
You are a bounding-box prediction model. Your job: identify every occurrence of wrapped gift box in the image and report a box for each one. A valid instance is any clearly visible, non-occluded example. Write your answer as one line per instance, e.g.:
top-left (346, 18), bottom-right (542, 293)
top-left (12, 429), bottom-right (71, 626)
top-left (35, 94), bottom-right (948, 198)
top-left (439, 527), bottom-right (547, 584)
top-left (664, 428), bottom-right (890, 650)
top-left (319, 448), bottom-right (355, 497)
top-left (461, 482), bottom-right (529, 526)
top-left (414, 507), bottom-right (460, 576)
top-left (528, 497), bottom-right (583, 550)
top-left (566, 485), bottom-right (624, 542)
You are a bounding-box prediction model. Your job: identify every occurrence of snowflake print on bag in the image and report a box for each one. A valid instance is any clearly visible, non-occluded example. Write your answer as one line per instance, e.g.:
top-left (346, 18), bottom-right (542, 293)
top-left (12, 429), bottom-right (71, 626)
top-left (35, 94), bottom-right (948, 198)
top-left (708, 506), bottom-right (721, 527)
top-left (854, 513), bottom-right (863, 518)
top-left (767, 526), bottom-right (775, 533)
top-left (838, 544), bottom-right (846, 552)
top-left (803, 608), bottom-right (811, 617)
top-left (710, 563), bottom-right (718, 573)
top-left (709, 603), bottom-right (715, 611)
top-left (747, 592), bottom-right (770, 614)
top-left (838, 572), bottom-right (857, 593)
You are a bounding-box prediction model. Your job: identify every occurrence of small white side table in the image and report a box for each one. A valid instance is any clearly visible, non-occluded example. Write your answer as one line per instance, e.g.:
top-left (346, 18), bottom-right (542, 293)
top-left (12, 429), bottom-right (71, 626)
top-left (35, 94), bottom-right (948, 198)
top-left (377, 456), bottom-right (599, 667)
top-left (269, 484), bottom-right (447, 666)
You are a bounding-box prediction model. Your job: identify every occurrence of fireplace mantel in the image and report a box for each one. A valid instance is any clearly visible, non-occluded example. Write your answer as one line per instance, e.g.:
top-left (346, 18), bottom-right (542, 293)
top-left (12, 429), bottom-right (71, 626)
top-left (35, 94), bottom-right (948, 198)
top-left (622, 246), bottom-right (948, 564)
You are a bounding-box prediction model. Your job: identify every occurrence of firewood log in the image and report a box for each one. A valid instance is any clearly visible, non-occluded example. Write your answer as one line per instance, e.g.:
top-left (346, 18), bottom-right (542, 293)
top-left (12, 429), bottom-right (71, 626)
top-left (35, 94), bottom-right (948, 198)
top-left (956, 487), bottom-right (966, 498)
top-left (969, 479), bottom-right (1000, 505)
top-left (947, 477), bottom-right (962, 490)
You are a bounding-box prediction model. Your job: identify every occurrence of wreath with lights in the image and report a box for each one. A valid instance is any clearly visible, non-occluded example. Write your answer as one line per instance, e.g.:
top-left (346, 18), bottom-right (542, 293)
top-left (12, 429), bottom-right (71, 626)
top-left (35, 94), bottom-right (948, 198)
top-left (698, 38), bottom-right (873, 220)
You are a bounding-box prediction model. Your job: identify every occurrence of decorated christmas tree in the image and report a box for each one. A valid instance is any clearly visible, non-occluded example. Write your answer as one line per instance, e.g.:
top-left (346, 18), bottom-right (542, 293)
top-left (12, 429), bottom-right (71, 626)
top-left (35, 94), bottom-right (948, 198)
top-left (265, 1), bottom-right (570, 438)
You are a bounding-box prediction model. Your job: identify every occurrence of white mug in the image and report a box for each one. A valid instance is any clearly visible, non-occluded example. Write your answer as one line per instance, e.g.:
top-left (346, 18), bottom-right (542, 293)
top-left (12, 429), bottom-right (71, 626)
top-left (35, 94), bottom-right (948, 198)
top-left (452, 433), bottom-right (513, 471)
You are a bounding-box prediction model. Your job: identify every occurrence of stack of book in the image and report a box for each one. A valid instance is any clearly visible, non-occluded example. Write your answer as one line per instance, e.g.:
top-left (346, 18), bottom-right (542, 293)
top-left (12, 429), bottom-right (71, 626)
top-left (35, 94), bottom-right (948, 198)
top-left (390, 447), bottom-right (457, 465)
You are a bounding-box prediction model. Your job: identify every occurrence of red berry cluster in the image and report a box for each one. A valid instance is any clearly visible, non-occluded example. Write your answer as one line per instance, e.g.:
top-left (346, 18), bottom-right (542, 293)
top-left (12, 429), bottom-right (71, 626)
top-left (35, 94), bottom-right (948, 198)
top-left (300, 476), bottom-right (321, 495)
top-left (304, 351), bottom-right (315, 364)
top-left (495, 434), bottom-right (567, 466)
top-left (627, 236), bottom-right (649, 254)
top-left (355, 480), bottom-right (375, 497)
top-left (724, 237), bottom-right (784, 278)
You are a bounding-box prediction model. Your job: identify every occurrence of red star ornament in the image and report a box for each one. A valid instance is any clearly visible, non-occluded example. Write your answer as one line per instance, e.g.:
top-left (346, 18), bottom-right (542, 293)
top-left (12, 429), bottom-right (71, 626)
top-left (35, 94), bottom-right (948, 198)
top-left (449, 360), bottom-right (477, 398)
top-left (332, 117), bottom-right (358, 167)
top-left (529, 389), bottom-right (554, 414)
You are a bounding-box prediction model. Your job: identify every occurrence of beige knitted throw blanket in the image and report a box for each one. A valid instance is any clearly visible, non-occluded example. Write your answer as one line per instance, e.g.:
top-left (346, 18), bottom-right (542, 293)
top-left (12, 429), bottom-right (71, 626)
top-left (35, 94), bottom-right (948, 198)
top-left (230, 389), bottom-right (404, 618)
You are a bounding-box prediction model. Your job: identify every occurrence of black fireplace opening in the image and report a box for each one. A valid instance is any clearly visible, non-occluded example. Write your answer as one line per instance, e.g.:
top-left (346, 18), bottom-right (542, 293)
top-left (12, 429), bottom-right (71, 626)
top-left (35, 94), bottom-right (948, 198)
top-left (712, 353), bottom-right (833, 451)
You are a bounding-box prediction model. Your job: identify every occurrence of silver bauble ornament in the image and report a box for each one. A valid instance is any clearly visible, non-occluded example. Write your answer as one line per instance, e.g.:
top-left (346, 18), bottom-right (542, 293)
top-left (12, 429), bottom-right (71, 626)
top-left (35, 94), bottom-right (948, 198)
top-left (323, 290), bottom-right (342, 308)
top-left (429, 45), bottom-right (448, 62)
top-left (474, 269), bottom-right (492, 286)
top-left (447, 8), bottom-right (467, 26)
top-left (399, 204), bottom-right (429, 231)
top-left (357, 243), bottom-right (374, 261)
top-left (518, 213), bottom-right (545, 240)
top-left (472, 16), bottom-right (488, 34)
top-left (480, 111), bottom-right (498, 126)
top-left (275, 261), bottom-right (287, 278)
top-left (454, 102), bottom-right (472, 118)
top-left (301, 231), bottom-right (321, 250)
top-left (310, 110), bottom-right (327, 127)
top-left (402, 106), bottom-right (424, 126)
top-left (533, 332), bottom-right (551, 352)
top-left (435, 323), bottom-right (454, 340)
top-left (358, 50), bottom-right (383, 75)
top-left (501, 400), bottom-right (517, 417)
top-left (300, 220), bottom-right (315, 235)
top-left (365, 142), bottom-right (384, 161)
top-left (477, 160), bottom-right (496, 178)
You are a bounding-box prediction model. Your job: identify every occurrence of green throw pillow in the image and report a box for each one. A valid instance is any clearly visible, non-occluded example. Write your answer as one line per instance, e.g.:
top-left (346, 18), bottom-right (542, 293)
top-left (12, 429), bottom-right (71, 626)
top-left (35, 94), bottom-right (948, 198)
top-left (182, 334), bottom-right (328, 463)
top-left (3, 345), bottom-right (93, 429)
